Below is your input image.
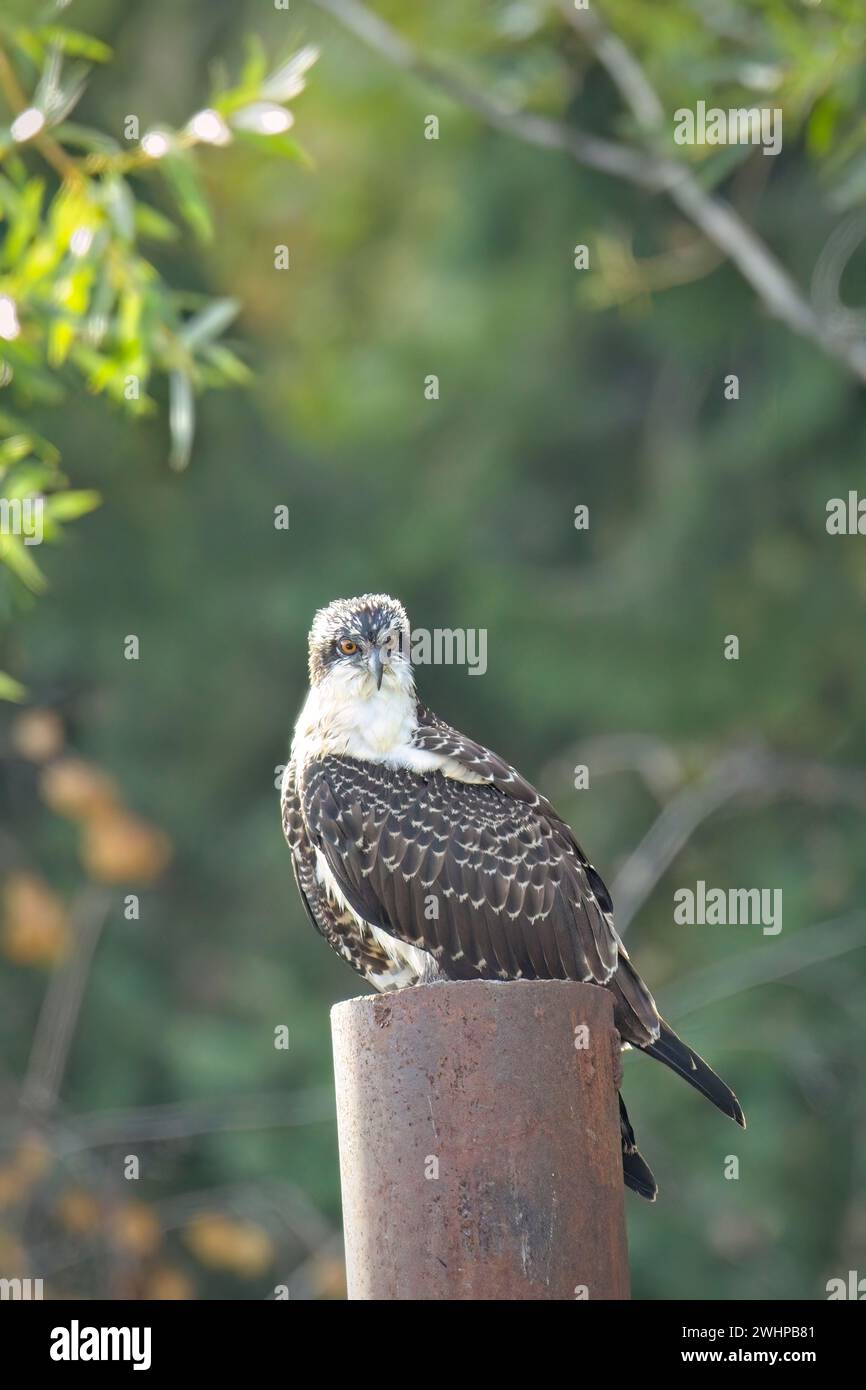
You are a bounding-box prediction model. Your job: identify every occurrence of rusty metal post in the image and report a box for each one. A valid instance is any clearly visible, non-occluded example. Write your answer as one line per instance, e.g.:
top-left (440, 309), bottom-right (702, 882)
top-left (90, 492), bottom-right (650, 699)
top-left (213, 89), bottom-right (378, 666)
top-left (331, 979), bottom-right (629, 1300)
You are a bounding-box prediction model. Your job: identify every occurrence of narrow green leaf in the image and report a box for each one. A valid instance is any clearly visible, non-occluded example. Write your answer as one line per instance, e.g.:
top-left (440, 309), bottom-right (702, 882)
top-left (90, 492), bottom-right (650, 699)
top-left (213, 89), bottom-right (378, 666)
top-left (0, 670), bottom-right (26, 702)
top-left (44, 488), bottom-right (101, 521)
top-left (240, 33), bottom-right (268, 89)
top-left (0, 412), bottom-right (60, 465)
top-left (180, 298), bottom-right (240, 350)
top-left (101, 175), bottom-right (136, 242)
top-left (134, 202), bottom-right (180, 242)
top-left (0, 533), bottom-right (48, 592)
top-left (168, 370), bottom-right (195, 471)
top-left (204, 343), bottom-right (252, 385)
top-left (55, 121), bottom-right (121, 155)
top-left (160, 155), bottom-right (214, 244)
top-left (2, 177), bottom-right (44, 267)
top-left (29, 26), bottom-right (113, 63)
top-left (233, 128), bottom-right (311, 167)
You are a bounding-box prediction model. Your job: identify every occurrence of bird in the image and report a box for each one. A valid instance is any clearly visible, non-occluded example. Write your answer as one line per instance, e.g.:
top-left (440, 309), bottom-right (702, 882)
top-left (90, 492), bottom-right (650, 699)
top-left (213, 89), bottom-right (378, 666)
top-left (282, 593), bottom-right (745, 1201)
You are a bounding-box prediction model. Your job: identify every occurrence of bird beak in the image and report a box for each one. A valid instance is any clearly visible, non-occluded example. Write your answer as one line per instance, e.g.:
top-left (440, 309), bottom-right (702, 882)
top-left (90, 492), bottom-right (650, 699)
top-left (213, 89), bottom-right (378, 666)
top-left (369, 648), bottom-right (385, 690)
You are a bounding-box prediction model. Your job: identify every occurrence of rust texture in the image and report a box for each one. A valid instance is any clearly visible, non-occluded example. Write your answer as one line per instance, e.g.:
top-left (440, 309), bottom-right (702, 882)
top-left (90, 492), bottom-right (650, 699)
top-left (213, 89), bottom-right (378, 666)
top-left (331, 979), bottom-right (630, 1301)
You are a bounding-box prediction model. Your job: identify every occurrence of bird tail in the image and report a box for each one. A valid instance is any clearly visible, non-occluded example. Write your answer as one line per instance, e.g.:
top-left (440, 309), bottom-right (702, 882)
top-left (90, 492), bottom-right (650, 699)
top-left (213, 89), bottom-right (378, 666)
top-left (639, 1019), bottom-right (746, 1128)
top-left (619, 1095), bottom-right (657, 1202)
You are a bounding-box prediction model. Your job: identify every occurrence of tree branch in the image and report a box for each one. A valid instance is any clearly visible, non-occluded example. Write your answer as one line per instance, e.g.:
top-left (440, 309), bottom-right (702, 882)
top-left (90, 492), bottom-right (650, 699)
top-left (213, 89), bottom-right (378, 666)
top-left (20, 887), bottom-right (112, 1116)
top-left (560, 4), bottom-right (865, 372)
top-left (310, 0), bottom-right (667, 186)
top-left (0, 44), bottom-right (80, 183)
top-left (309, 0), bottom-right (866, 382)
top-left (611, 745), bottom-right (866, 932)
top-left (667, 911), bottom-right (866, 1019)
top-left (40, 1087), bottom-right (336, 1151)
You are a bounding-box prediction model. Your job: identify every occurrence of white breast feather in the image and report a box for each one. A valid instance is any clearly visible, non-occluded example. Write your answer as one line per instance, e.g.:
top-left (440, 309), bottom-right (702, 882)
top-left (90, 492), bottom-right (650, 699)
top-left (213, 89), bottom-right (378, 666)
top-left (291, 666), bottom-right (485, 781)
top-left (314, 848), bottom-right (432, 989)
top-left (290, 659), bottom-right (483, 988)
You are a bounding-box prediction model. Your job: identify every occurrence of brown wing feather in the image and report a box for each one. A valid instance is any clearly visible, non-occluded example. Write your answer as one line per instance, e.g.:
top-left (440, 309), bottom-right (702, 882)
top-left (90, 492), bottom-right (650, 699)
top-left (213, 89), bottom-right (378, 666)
top-left (281, 760), bottom-right (414, 986)
top-left (413, 702), bottom-right (620, 978)
top-left (299, 755), bottom-right (654, 1039)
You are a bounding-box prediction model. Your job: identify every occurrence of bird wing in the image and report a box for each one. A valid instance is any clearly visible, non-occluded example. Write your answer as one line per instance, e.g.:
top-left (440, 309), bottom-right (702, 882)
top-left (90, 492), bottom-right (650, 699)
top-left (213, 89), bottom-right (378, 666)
top-left (299, 750), bottom-right (626, 991)
top-left (413, 700), bottom-right (620, 916)
top-left (413, 701), bottom-right (555, 808)
top-left (411, 705), bottom-right (662, 1042)
top-left (282, 759), bottom-right (413, 986)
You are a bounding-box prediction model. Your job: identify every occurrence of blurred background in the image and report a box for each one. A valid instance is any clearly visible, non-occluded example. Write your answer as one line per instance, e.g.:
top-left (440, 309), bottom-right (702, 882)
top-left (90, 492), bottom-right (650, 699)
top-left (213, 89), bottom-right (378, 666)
top-left (2, 0), bottom-right (866, 1300)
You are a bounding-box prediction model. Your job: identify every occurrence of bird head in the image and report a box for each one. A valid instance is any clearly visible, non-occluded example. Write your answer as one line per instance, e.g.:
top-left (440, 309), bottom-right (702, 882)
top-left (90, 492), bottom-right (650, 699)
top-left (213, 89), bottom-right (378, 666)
top-left (307, 593), bottom-right (413, 697)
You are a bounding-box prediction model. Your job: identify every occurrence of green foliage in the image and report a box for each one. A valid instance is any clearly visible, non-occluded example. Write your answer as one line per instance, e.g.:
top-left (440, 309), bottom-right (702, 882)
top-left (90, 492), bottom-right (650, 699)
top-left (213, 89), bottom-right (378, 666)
top-left (0, 5), bottom-right (316, 636)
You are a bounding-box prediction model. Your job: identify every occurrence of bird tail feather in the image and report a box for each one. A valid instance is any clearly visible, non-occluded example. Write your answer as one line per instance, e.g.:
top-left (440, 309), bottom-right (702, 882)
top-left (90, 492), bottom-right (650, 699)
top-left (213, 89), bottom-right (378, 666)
top-left (623, 1148), bottom-right (658, 1202)
top-left (619, 1094), bottom-right (657, 1202)
top-left (640, 1019), bottom-right (746, 1128)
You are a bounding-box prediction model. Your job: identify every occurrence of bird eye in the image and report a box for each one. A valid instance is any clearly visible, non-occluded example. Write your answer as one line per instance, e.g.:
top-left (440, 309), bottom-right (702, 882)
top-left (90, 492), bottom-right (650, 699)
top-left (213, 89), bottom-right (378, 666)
top-left (338, 638), bottom-right (358, 655)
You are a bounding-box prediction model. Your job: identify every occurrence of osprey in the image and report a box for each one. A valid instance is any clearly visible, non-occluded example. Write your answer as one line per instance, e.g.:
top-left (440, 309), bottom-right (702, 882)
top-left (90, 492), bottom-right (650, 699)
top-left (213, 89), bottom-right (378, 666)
top-left (282, 594), bottom-right (745, 1201)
